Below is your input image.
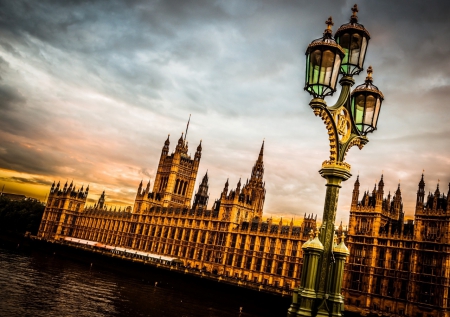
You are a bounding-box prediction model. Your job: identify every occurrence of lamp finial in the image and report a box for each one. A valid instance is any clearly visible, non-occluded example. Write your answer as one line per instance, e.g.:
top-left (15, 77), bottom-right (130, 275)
top-left (324, 16), bottom-right (334, 35)
top-left (366, 66), bottom-right (373, 82)
top-left (351, 4), bottom-right (359, 23)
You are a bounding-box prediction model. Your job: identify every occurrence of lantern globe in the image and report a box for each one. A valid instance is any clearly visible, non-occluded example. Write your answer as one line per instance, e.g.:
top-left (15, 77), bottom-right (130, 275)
top-left (350, 66), bottom-right (384, 135)
top-left (305, 17), bottom-right (345, 99)
top-left (335, 5), bottom-right (370, 76)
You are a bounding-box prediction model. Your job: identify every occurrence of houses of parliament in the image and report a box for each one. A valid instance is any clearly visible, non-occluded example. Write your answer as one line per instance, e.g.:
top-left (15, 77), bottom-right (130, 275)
top-left (37, 128), bottom-right (450, 317)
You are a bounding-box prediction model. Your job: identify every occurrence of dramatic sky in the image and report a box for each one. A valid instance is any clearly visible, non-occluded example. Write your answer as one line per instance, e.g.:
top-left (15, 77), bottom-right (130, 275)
top-left (0, 0), bottom-right (449, 223)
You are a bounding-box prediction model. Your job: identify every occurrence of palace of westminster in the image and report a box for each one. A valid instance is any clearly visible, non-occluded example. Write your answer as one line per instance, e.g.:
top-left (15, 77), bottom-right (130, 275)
top-left (37, 129), bottom-right (450, 317)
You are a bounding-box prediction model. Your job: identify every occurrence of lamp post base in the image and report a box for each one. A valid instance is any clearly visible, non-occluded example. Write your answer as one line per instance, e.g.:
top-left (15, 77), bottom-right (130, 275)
top-left (290, 164), bottom-right (351, 317)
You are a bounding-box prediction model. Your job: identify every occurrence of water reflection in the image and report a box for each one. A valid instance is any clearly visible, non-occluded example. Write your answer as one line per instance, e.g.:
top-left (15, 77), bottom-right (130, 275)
top-left (0, 245), bottom-right (290, 316)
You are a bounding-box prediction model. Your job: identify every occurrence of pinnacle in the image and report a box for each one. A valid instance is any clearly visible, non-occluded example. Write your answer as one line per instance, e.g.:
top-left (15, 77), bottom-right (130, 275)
top-left (258, 140), bottom-right (264, 161)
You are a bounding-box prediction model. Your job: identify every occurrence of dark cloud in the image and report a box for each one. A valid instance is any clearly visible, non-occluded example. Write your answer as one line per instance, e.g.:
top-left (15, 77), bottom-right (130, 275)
top-left (0, 140), bottom-right (66, 176)
top-left (0, 40), bottom-right (21, 57)
top-left (0, 0), bottom-right (449, 220)
top-left (138, 168), bottom-right (154, 179)
top-left (0, 176), bottom-right (52, 186)
top-left (0, 84), bottom-right (26, 110)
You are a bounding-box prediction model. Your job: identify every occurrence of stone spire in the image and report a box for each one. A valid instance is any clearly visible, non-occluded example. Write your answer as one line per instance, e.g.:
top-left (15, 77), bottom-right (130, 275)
top-left (250, 140), bottom-right (265, 183)
top-left (417, 172), bottom-right (425, 205)
top-left (193, 171), bottom-right (209, 210)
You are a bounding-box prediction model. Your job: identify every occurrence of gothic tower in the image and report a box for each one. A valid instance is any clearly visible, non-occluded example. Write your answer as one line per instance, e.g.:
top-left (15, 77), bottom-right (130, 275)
top-left (247, 141), bottom-right (266, 216)
top-left (97, 190), bottom-right (106, 209)
top-left (37, 180), bottom-right (89, 240)
top-left (410, 174), bottom-right (450, 310)
top-left (151, 120), bottom-right (201, 208)
top-left (218, 141), bottom-right (266, 222)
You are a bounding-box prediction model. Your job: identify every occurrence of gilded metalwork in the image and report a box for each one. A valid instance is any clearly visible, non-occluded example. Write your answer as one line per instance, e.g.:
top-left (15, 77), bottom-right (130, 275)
top-left (291, 5), bottom-right (384, 317)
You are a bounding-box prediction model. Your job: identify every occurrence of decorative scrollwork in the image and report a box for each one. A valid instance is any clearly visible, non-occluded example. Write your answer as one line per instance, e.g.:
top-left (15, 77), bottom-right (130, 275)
top-left (334, 108), bottom-right (351, 144)
top-left (321, 160), bottom-right (351, 171)
top-left (312, 106), bottom-right (338, 162)
top-left (341, 136), bottom-right (368, 162)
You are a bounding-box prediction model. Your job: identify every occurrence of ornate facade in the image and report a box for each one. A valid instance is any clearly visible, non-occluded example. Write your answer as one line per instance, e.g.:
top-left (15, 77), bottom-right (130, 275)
top-left (37, 131), bottom-right (316, 291)
top-left (344, 174), bottom-right (450, 317)
top-left (36, 128), bottom-right (450, 315)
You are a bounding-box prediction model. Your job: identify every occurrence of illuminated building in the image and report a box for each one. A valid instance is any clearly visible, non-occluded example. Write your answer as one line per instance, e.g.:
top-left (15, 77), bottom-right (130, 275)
top-left (36, 123), bottom-right (450, 316)
top-left (37, 130), bottom-right (315, 292)
top-left (344, 174), bottom-right (450, 317)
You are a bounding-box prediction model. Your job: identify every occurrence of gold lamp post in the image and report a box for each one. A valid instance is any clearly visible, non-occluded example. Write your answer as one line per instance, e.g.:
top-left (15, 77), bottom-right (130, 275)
top-left (288, 5), bottom-right (384, 317)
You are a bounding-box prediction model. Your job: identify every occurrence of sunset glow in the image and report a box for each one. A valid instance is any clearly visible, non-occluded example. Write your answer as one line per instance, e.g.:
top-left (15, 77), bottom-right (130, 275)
top-left (0, 1), bottom-right (449, 223)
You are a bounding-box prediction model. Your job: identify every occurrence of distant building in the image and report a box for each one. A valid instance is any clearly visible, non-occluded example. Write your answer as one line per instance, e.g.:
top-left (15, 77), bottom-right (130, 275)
top-left (1, 192), bottom-right (28, 201)
top-left (37, 130), bottom-right (316, 292)
top-left (37, 128), bottom-right (450, 315)
top-left (344, 174), bottom-right (450, 317)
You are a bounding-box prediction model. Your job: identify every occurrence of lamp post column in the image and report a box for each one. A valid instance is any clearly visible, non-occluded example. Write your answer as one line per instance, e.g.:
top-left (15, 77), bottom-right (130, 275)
top-left (328, 235), bottom-right (350, 317)
top-left (315, 169), bottom-right (350, 317)
top-left (287, 5), bottom-right (384, 317)
top-left (297, 232), bottom-right (324, 317)
top-left (287, 231), bottom-right (313, 316)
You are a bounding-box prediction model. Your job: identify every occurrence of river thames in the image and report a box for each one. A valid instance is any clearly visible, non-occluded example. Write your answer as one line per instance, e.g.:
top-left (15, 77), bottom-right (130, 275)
top-left (0, 243), bottom-right (291, 316)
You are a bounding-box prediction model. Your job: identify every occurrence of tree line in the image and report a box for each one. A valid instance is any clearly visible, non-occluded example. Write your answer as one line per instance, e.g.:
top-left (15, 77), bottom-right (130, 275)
top-left (0, 197), bottom-right (45, 235)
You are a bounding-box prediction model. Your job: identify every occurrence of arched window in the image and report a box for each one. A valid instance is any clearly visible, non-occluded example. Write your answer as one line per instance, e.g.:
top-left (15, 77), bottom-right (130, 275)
top-left (174, 179), bottom-right (180, 193)
top-left (182, 181), bottom-right (188, 196)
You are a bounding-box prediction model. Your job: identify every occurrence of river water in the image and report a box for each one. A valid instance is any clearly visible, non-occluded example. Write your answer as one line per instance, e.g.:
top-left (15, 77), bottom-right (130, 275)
top-left (0, 244), bottom-right (291, 317)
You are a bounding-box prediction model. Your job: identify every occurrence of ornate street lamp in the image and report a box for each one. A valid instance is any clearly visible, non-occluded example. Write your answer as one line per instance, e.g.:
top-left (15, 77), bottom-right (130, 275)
top-left (305, 17), bottom-right (344, 99)
top-left (334, 5), bottom-right (370, 76)
top-left (288, 5), bottom-right (384, 317)
top-left (351, 66), bottom-right (384, 134)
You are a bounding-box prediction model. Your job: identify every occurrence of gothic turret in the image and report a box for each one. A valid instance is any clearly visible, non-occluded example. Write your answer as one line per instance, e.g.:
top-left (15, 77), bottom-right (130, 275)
top-left (236, 178), bottom-right (242, 194)
top-left (222, 179), bottom-right (229, 198)
top-left (246, 141), bottom-right (266, 216)
top-left (98, 191), bottom-right (106, 209)
top-left (417, 173), bottom-right (425, 205)
top-left (176, 132), bottom-right (185, 153)
top-left (145, 180), bottom-right (150, 194)
top-left (392, 183), bottom-right (402, 219)
top-left (250, 141), bottom-right (264, 183)
top-left (351, 175), bottom-right (360, 208)
top-left (377, 174), bottom-right (384, 204)
top-left (448, 183), bottom-right (450, 208)
top-left (433, 183), bottom-right (440, 211)
top-left (193, 172), bottom-right (209, 210)
top-left (162, 134), bottom-right (170, 156)
top-left (195, 140), bottom-right (202, 161)
top-left (138, 180), bottom-right (143, 194)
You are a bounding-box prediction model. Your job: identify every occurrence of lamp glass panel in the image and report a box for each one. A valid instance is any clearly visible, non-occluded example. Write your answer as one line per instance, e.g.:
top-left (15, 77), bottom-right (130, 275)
top-left (305, 53), bottom-right (310, 85)
top-left (372, 98), bottom-right (381, 129)
top-left (359, 37), bottom-right (368, 68)
top-left (339, 33), bottom-right (350, 73)
top-left (353, 94), bottom-right (365, 125)
top-left (321, 50), bottom-right (335, 86)
top-left (331, 54), bottom-right (341, 88)
top-left (309, 49), bottom-right (322, 95)
top-left (363, 95), bottom-right (376, 126)
top-left (350, 33), bottom-right (362, 65)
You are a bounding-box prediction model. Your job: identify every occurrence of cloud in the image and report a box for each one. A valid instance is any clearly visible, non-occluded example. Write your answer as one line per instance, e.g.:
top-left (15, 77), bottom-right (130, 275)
top-left (0, 84), bottom-right (26, 110)
top-left (0, 0), bottom-right (449, 223)
top-left (0, 176), bottom-right (52, 186)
